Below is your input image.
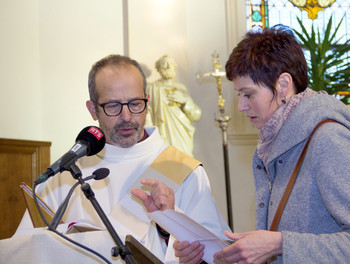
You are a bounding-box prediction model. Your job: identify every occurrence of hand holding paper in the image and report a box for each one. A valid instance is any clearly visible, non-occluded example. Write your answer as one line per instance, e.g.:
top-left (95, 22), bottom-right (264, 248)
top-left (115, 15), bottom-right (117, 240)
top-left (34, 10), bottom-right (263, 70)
top-left (173, 240), bottom-right (205, 264)
top-left (148, 210), bottom-right (231, 264)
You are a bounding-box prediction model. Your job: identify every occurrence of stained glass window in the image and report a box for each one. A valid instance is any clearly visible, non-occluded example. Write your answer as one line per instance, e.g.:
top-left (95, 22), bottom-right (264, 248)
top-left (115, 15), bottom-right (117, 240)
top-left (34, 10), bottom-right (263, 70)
top-left (247, 0), bottom-right (269, 29)
top-left (246, 0), bottom-right (350, 43)
top-left (246, 0), bottom-right (350, 103)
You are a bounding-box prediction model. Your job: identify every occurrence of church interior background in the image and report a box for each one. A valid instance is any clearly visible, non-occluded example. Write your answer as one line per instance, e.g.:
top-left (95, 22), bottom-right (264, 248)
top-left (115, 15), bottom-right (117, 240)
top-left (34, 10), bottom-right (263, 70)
top-left (1, 0), bottom-right (349, 236)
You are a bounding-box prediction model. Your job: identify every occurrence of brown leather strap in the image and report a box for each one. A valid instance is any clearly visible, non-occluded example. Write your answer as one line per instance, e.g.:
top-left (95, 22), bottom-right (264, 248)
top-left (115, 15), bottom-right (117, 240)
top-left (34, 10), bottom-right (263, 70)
top-left (269, 119), bottom-right (342, 231)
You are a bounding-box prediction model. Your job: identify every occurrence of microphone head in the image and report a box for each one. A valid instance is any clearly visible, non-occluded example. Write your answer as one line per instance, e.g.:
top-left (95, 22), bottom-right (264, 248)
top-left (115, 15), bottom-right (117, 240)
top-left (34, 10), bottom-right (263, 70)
top-left (92, 168), bottom-right (110, 180)
top-left (76, 126), bottom-right (105, 156)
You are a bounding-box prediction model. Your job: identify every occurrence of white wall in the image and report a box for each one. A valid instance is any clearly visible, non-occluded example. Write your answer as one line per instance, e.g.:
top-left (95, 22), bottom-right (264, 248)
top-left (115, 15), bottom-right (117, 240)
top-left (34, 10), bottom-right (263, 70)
top-left (0, 0), bottom-right (42, 140)
top-left (38, 0), bottom-right (125, 157)
top-left (0, 0), bottom-right (257, 232)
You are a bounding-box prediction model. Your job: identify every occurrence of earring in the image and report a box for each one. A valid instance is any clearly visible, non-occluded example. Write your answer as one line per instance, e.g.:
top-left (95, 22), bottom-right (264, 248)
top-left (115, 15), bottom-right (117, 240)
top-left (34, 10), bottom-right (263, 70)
top-left (282, 97), bottom-right (286, 104)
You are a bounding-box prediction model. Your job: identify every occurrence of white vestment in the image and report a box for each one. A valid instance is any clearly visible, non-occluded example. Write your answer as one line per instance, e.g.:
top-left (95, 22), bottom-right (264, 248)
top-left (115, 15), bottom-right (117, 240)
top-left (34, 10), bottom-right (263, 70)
top-left (15, 126), bottom-right (229, 263)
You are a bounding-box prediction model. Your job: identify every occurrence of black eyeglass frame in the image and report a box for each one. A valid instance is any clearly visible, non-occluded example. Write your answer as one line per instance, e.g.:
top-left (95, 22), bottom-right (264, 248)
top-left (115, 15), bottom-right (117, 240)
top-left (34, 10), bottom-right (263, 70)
top-left (98, 98), bottom-right (148, 117)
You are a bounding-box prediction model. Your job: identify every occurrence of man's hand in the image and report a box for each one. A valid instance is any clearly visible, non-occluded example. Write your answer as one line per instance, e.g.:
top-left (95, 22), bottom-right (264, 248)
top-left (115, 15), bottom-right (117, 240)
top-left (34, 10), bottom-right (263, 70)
top-left (131, 179), bottom-right (175, 212)
top-left (213, 230), bottom-right (282, 264)
top-left (173, 240), bottom-right (205, 264)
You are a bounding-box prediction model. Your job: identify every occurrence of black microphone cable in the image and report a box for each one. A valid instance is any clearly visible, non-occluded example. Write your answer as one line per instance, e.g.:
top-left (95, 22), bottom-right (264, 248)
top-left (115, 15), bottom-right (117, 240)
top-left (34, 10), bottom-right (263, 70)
top-left (50, 167), bottom-right (110, 229)
top-left (32, 168), bottom-right (111, 264)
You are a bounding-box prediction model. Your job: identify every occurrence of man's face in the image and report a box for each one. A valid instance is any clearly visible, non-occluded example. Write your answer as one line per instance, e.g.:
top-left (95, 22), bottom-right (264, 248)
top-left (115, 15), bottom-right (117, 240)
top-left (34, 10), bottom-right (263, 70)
top-left (87, 64), bottom-right (148, 148)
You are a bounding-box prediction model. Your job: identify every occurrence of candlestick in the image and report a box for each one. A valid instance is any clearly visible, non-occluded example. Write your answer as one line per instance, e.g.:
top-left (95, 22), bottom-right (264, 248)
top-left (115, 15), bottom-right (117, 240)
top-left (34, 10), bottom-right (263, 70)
top-left (200, 51), bottom-right (233, 231)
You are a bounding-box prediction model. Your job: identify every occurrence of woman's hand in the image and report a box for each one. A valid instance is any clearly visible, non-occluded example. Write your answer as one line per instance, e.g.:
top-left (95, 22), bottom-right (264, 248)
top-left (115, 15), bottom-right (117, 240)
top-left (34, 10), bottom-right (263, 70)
top-left (214, 230), bottom-right (282, 264)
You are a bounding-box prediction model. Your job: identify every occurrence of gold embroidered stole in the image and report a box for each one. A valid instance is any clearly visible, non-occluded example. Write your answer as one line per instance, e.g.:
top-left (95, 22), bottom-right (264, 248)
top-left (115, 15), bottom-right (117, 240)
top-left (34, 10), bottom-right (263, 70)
top-left (109, 146), bottom-right (201, 240)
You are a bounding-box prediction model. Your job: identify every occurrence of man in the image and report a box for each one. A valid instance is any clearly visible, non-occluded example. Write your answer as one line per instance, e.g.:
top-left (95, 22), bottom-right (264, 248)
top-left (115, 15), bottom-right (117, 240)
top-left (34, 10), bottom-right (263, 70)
top-left (16, 54), bottom-right (229, 263)
top-left (146, 55), bottom-right (202, 157)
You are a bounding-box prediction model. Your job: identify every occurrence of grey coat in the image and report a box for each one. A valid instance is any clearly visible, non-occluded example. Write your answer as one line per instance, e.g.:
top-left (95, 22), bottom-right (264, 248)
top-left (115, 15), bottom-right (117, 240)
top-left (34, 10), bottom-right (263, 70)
top-left (252, 93), bottom-right (350, 263)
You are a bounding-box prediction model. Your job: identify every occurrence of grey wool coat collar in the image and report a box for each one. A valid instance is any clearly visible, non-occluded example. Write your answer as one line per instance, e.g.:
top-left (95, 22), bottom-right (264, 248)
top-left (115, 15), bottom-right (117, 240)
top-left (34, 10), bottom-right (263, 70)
top-left (253, 93), bottom-right (350, 263)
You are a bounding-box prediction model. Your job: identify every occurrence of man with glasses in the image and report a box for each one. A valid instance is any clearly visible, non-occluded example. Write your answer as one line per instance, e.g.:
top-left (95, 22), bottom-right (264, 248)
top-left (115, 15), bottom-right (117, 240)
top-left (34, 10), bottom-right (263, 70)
top-left (16, 54), bottom-right (229, 263)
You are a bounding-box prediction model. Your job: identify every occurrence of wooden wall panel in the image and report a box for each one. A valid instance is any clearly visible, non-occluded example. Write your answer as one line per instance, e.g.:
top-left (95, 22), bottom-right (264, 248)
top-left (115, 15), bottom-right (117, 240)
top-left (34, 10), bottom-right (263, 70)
top-left (0, 138), bottom-right (51, 239)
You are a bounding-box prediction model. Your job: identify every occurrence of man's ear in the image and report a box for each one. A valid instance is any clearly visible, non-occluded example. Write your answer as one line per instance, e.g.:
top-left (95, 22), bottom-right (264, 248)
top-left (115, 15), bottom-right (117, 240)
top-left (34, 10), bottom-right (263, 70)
top-left (145, 94), bottom-right (150, 112)
top-left (86, 100), bottom-right (98, 121)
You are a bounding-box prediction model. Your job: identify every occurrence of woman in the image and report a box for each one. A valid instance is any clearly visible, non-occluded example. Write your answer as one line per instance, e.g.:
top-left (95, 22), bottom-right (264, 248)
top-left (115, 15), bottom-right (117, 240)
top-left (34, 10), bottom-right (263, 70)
top-left (174, 25), bottom-right (350, 263)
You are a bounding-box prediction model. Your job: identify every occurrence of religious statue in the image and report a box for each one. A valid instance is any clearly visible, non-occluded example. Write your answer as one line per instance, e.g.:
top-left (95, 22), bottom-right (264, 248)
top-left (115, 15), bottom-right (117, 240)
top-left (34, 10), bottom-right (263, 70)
top-left (146, 55), bottom-right (202, 157)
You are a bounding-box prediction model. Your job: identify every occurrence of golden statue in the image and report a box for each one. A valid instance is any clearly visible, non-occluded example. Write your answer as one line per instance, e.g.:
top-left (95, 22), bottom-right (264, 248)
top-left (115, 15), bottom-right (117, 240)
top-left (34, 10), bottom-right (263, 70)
top-left (146, 55), bottom-right (202, 157)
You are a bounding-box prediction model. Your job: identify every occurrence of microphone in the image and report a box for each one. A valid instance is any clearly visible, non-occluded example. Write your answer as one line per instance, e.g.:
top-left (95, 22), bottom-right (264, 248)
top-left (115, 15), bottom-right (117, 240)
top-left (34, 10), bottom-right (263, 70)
top-left (90, 168), bottom-right (110, 181)
top-left (50, 168), bottom-right (110, 229)
top-left (35, 126), bottom-right (105, 184)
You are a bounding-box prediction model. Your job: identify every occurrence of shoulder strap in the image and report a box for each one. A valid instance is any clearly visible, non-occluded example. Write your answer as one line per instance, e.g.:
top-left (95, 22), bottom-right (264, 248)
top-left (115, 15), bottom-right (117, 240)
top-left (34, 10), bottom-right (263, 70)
top-left (269, 119), bottom-right (343, 231)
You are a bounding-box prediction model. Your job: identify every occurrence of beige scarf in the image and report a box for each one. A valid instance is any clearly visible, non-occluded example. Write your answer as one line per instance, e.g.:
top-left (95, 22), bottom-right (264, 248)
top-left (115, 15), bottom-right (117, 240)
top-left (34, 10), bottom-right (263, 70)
top-left (257, 88), bottom-right (326, 165)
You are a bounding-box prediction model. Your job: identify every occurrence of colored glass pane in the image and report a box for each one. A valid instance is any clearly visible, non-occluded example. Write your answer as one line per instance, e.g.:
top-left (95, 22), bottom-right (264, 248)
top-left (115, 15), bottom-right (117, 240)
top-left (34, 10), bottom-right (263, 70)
top-left (252, 11), bottom-right (262, 22)
top-left (246, 0), bottom-right (350, 43)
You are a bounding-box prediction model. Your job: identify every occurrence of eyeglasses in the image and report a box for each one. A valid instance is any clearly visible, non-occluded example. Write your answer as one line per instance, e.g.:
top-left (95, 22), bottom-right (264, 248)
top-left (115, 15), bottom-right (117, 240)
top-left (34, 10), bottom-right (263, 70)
top-left (98, 98), bottom-right (148, 117)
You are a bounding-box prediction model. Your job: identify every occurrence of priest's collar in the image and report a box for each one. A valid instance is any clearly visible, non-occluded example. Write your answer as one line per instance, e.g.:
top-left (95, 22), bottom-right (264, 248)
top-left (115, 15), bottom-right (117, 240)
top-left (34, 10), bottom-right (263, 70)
top-left (96, 126), bottom-right (164, 161)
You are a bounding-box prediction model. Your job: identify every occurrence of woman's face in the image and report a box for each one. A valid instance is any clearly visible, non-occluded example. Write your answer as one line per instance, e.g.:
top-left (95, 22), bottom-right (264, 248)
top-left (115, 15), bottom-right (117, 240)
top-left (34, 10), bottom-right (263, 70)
top-left (233, 76), bottom-right (281, 130)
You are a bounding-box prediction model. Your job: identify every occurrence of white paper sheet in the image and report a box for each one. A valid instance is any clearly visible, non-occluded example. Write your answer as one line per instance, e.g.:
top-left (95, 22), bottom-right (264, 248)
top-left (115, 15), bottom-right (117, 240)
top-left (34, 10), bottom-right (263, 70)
top-left (149, 210), bottom-right (231, 264)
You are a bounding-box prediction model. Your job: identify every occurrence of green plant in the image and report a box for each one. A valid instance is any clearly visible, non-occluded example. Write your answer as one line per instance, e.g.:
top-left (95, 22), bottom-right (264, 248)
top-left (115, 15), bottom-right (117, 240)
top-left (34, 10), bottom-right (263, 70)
top-left (293, 16), bottom-right (350, 104)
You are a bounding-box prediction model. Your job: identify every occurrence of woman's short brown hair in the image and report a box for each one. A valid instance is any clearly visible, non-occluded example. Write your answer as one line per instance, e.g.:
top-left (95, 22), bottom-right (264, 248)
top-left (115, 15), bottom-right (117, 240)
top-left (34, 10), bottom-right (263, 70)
top-left (225, 25), bottom-right (308, 96)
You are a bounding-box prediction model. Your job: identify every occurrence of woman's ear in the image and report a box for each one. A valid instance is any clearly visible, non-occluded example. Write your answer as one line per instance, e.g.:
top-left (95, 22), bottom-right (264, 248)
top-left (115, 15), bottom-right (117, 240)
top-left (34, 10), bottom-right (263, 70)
top-left (277, 72), bottom-right (297, 102)
top-left (277, 73), bottom-right (293, 96)
top-left (86, 100), bottom-right (98, 121)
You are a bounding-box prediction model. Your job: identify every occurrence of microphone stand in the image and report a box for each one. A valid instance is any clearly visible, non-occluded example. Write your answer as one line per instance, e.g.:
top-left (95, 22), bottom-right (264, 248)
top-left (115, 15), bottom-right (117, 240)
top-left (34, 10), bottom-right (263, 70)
top-left (69, 164), bottom-right (136, 264)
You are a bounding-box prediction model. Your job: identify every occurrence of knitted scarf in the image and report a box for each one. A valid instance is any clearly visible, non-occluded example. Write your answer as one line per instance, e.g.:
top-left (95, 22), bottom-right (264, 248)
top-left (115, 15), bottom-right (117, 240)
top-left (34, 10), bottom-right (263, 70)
top-left (257, 88), bottom-right (326, 165)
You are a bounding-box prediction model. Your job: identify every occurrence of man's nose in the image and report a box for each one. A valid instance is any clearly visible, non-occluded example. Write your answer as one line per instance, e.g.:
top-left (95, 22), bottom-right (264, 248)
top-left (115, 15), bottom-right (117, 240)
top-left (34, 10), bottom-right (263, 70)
top-left (119, 105), bottom-right (133, 120)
